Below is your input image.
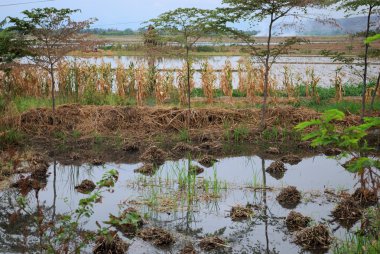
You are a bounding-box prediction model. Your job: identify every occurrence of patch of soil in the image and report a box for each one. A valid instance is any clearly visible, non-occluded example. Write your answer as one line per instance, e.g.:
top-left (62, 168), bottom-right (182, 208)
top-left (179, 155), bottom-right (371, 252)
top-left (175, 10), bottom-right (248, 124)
top-left (276, 186), bottom-right (302, 209)
top-left (140, 146), bottom-right (167, 165)
top-left (172, 142), bottom-right (200, 155)
top-left (294, 224), bottom-right (332, 250)
top-left (123, 143), bottom-right (140, 153)
top-left (92, 159), bottom-right (104, 166)
top-left (75, 179), bottom-right (96, 194)
top-left (324, 148), bottom-right (342, 156)
top-left (198, 155), bottom-right (218, 168)
top-left (266, 161), bottom-right (287, 180)
top-left (286, 211), bottom-right (311, 232)
top-left (180, 243), bottom-right (196, 254)
top-left (281, 154), bottom-right (302, 165)
top-left (107, 207), bottom-right (144, 237)
top-left (351, 188), bottom-right (378, 208)
top-left (69, 152), bottom-right (80, 161)
top-left (199, 236), bottom-right (227, 251)
top-left (134, 163), bottom-right (157, 176)
top-left (198, 141), bottom-right (223, 152)
top-left (93, 231), bottom-right (128, 254)
top-left (137, 227), bottom-right (174, 246)
top-left (266, 147), bottom-right (280, 154)
top-left (189, 165), bottom-right (204, 175)
top-left (230, 205), bottom-right (254, 221)
top-left (332, 198), bottom-right (362, 229)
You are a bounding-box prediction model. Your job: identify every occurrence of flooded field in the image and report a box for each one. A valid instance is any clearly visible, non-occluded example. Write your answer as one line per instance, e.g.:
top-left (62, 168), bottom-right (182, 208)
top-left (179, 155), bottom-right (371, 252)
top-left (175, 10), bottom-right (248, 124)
top-left (0, 153), bottom-right (373, 253)
top-left (69, 55), bottom-right (380, 88)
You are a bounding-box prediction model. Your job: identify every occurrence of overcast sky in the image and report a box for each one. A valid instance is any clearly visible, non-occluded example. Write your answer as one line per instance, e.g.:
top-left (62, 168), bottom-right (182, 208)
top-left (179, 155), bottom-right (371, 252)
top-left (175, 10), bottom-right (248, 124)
top-left (1, 0), bottom-right (349, 35)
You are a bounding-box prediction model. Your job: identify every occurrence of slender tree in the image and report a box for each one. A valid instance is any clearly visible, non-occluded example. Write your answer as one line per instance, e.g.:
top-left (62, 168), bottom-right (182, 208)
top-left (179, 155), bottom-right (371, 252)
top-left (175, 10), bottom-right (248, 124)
top-left (146, 8), bottom-right (211, 111)
top-left (210, 0), bottom-right (321, 129)
top-left (336, 0), bottom-right (380, 119)
top-left (8, 8), bottom-right (96, 119)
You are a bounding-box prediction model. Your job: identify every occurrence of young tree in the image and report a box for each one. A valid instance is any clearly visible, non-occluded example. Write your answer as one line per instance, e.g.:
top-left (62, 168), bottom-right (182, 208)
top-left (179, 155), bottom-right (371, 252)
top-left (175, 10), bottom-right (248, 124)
top-left (334, 1), bottom-right (379, 119)
top-left (146, 8), bottom-right (211, 110)
top-left (210, 0), bottom-right (320, 129)
top-left (8, 8), bottom-right (96, 118)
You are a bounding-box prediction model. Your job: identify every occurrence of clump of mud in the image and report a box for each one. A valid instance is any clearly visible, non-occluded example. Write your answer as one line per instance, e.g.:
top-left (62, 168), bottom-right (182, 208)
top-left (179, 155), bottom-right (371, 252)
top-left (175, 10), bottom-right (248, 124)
top-left (281, 154), bottom-right (302, 165)
top-left (106, 207), bottom-right (144, 236)
top-left (199, 236), bottom-right (227, 251)
top-left (172, 142), bottom-right (200, 155)
top-left (123, 142), bottom-right (140, 153)
top-left (198, 155), bottom-right (218, 168)
top-left (198, 141), bottom-right (223, 152)
top-left (75, 179), bottom-right (96, 194)
top-left (332, 198), bottom-right (362, 228)
top-left (324, 148), bottom-right (342, 156)
top-left (189, 165), bottom-right (204, 175)
top-left (294, 224), bottom-right (332, 250)
top-left (276, 186), bottom-right (301, 209)
top-left (230, 205), bottom-right (254, 221)
top-left (91, 158), bottom-right (104, 166)
top-left (138, 227), bottom-right (174, 246)
top-left (69, 152), bottom-right (80, 161)
top-left (140, 146), bottom-right (167, 165)
top-left (266, 161), bottom-right (287, 179)
top-left (29, 153), bottom-right (49, 180)
top-left (93, 231), bottom-right (129, 254)
top-left (286, 211), bottom-right (311, 232)
top-left (351, 188), bottom-right (378, 208)
top-left (180, 243), bottom-right (196, 254)
top-left (134, 163), bottom-right (157, 176)
top-left (266, 147), bottom-right (280, 154)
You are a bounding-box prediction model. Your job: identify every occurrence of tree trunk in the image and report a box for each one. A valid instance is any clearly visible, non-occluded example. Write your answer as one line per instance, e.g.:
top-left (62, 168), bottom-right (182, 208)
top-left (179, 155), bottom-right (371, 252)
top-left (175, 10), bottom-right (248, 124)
top-left (261, 15), bottom-right (274, 130)
top-left (370, 72), bottom-right (380, 113)
top-left (361, 6), bottom-right (372, 120)
top-left (50, 64), bottom-right (56, 124)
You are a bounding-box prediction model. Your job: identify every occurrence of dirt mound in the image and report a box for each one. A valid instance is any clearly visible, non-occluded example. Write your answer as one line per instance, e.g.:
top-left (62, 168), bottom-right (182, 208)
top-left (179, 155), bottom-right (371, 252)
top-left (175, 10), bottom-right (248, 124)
top-left (180, 243), bottom-right (196, 254)
top-left (134, 164), bottom-right (157, 176)
top-left (332, 198), bottom-right (362, 229)
top-left (266, 161), bottom-right (287, 179)
top-left (286, 211), bottom-right (311, 232)
top-left (93, 231), bottom-right (128, 254)
top-left (189, 165), bottom-right (204, 175)
top-left (75, 179), bottom-right (96, 194)
top-left (294, 224), bottom-right (332, 250)
top-left (266, 147), bottom-right (280, 154)
top-left (198, 155), bottom-right (218, 168)
top-left (123, 141), bottom-right (140, 153)
top-left (281, 154), bottom-right (302, 165)
top-left (230, 205), bottom-right (254, 221)
top-left (351, 188), bottom-right (378, 208)
top-left (140, 146), bottom-right (167, 165)
top-left (91, 158), bottom-right (104, 166)
top-left (324, 148), bottom-right (342, 156)
top-left (276, 186), bottom-right (301, 209)
top-left (199, 236), bottom-right (227, 251)
top-left (138, 227), bottom-right (174, 246)
top-left (172, 142), bottom-right (200, 155)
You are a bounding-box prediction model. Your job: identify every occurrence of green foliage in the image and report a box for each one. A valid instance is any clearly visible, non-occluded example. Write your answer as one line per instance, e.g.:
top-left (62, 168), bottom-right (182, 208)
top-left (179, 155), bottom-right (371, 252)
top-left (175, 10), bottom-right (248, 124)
top-left (295, 109), bottom-right (380, 172)
top-left (178, 128), bottom-right (190, 142)
top-left (233, 125), bottom-right (249, 142)
top-left (365, 34), bottom-right (380, 44)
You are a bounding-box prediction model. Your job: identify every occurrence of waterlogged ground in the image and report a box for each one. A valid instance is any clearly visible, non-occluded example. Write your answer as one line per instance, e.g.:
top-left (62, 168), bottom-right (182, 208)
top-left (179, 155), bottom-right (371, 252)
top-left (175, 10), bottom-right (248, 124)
top-left (0, 154), bottom-right (366, 253)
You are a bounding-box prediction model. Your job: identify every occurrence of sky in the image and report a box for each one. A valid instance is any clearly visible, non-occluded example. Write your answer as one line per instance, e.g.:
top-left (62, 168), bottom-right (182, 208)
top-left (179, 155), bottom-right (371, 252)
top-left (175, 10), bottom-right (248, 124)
top-left (0, 0), bottom-right (349, 35)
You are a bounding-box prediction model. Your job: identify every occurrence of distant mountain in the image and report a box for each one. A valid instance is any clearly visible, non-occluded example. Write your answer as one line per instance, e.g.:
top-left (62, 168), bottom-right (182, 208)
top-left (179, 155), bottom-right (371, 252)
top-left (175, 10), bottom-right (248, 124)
top-left (299, 15), bottom-right (379, 36)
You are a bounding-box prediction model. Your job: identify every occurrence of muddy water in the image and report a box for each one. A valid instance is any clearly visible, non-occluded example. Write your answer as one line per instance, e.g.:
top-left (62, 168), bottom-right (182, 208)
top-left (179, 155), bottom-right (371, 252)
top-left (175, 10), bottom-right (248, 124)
top-left (70, 55), bottom-right (380, 88)
top-left (0, 155), bottom-right (363, 253)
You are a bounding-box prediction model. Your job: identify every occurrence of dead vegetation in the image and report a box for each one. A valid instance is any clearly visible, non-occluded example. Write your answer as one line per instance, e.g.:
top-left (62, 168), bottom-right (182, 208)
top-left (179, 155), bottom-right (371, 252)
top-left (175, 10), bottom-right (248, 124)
top-left (134, 163), bottom-right (157, 176)
top-left (140, 146), bottom-right (167, 165)
top-left (172, 142), bottom-right (200, 155)
top-left (75, 179), bottom-right (96, 194)
top-left (137, 227), bottom-right (174, 246)
top-left (324, 148), bottom-right (342, 156)
top-left (230, 205), bottom-right (254, 221)
top-left (93, 231), bottom-right (129, 254)
top-left (351, 188), bottom-right (378, 208)
top-left (266, 161), bottom-right (287, 179)
top-left (286, 211), bottom-right (311, 232)
top-left (180, 243), bottom-right (196, 254)
top-left (199, 236), bottom-right (227, 251)
top-left (106, 207), bottom-right (144, 237)
top-left (294, 224), bottom-right (332, 250)
top-left (198, 155), bottom-right (218, 168)
top-left (332, 198), bottom-right (363, 228)
top-left (276, 186), bottom-right (302, 209)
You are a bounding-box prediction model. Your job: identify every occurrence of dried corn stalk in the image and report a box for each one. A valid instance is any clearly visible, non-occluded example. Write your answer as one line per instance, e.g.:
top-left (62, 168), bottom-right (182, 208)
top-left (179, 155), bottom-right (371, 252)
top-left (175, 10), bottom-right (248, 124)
top-left (201, 61), bottom-right (217, 103)
top-left (177, 61), bottom-right (194, 106)
top-left (115, 60), bottom-right (127, 97)
top-left (220, 60), bottom-right (233, 98)
top-left (135, 65), bottom-right (147, 106)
